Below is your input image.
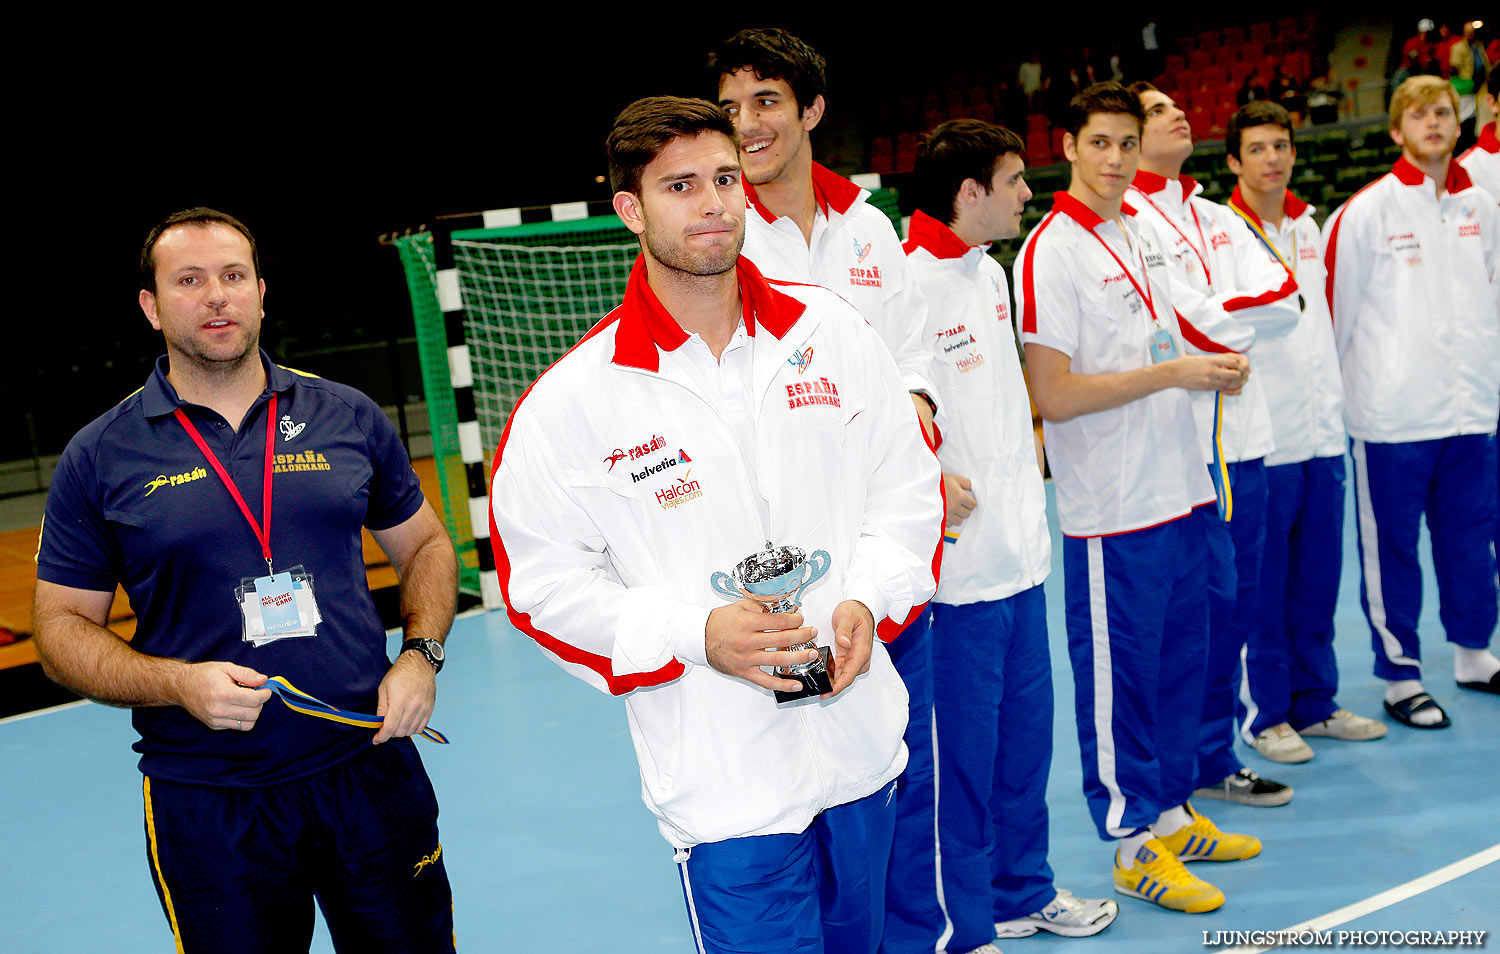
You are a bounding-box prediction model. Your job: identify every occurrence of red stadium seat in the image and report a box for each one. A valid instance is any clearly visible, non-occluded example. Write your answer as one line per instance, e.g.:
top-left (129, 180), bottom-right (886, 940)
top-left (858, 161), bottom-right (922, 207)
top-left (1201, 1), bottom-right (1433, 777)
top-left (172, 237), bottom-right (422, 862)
top-left (1239, 41), bottom-right (1265, 64)
top-left (1187, 105), bottom-right (1211, 138)
top-left (1250, 22), bottom-right (1274, 44)
top-left (1026, 130), bottom-right (1052, 164)
top-left (1050, 127), bottom-right (1067, 158)
top-left (1027, 112), bottom-right (1050, 133)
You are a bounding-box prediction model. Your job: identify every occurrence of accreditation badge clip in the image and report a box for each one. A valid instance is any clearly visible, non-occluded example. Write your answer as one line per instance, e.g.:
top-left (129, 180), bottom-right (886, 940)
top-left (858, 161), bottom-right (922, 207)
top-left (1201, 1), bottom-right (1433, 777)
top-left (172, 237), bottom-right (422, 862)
top-left (1150, 327), bottom-right (1178, 363)
top-left (237, 565), bottom-right (322, 646)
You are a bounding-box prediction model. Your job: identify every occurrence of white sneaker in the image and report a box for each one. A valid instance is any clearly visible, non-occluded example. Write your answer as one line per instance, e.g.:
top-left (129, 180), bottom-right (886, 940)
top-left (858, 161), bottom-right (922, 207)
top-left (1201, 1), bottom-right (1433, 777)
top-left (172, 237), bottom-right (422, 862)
top-left (1297, 708), bottom-right (1388, 741)
top-left (994, 888), bottom-right (1119, 938)
top-left (1250, 723), bottom-right (1314, 763)
top-left (962, 945), bottom-right (1004, 954)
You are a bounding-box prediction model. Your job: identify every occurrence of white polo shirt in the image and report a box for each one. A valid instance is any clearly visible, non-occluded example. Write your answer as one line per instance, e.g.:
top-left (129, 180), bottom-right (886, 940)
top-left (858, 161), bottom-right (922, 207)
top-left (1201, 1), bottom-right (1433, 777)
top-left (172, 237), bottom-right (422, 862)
top-left (904, 210), bottom-right (1051, 604)
top-left (1017, 191), bottom-right (1216, 538)
top-left (1323, 156), bottom-right (1500, 443)
top-left (741, 162), bottom-right (941, 420)
top-left (1225, 187), bottom-right (1346, 466)
top-left (1128, 171), bottom-right (1302, 464)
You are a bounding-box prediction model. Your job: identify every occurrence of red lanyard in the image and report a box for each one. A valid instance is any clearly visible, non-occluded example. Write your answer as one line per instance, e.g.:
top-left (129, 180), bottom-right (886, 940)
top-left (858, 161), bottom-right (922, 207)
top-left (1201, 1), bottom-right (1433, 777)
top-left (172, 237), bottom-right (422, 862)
top-left (1088, 221), bottom-right (1163, 327)
top-left (173, 392), bottom-right (277, 574)
top-left (1131, 186), bottom-right (1213, 288)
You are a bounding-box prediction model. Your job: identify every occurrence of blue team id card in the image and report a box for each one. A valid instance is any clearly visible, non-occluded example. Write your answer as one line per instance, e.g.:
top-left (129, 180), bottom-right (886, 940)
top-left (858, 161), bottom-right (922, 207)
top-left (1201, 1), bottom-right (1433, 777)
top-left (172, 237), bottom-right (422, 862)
top-left (1151, 327), bottom-right (1178, 363)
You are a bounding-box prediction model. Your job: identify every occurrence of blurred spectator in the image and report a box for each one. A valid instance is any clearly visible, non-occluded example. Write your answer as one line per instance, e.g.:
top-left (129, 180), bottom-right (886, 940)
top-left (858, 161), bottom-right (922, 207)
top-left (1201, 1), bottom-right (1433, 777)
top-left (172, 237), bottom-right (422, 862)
top-left (1451, 20), bottom-right (1490, 149)
top-left (1402, 18), bottom-right (1437, 67)
top-left (1019, 53), bottom-right (1043, 108)
top-left (1239, 70), bottom-right (1272, 106)
top-left (1436, 23), bottom-right (1458, 77)
top-left (1276, 68), bottom-right (1308, 125)
top-left (1140, 20), bottom-right (1165, 80)
top-left (1306, 75), bottom-right (1344, 124)
top-left (998, 76), bottom-right (1030, 133)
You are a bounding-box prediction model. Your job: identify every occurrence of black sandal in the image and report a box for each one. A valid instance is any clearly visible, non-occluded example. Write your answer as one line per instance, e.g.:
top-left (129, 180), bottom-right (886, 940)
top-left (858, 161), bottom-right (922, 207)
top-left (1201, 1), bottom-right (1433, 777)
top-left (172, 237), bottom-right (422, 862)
top-left (1384, 692), bottom-right (1452, 729)
top-left (1457, 671), bottom-right (1500, 695)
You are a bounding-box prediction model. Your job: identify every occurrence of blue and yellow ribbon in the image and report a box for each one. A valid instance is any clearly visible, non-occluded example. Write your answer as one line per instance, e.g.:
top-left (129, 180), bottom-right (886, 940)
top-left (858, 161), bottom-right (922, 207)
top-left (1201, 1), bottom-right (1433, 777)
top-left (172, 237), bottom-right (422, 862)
top-left (1210, 393), bottom-right (1233, 522)
top-left (1227, 202), bottom-right (1294, 272)
top-left (264, 676), bottom-right (450, 744)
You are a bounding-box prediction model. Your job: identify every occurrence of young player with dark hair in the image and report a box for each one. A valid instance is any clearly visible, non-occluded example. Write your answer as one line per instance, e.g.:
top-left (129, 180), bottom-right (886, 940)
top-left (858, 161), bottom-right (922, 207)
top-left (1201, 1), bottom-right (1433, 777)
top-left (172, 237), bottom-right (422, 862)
top-left (901, 118), bottom-right (1117, 953)
top-left (1223, 102), bottom-right (1388, 759)
top-left (710, 29), bottom-right (951, 950)
top-left (1323, 76), bottom-right (1500, 727)
top-left (1018, 82), bottom-right (1259, 915)
top-left (492, 95), bottom-right (944, 954)
top-left (1126, 82), bottom-right (1301, 804)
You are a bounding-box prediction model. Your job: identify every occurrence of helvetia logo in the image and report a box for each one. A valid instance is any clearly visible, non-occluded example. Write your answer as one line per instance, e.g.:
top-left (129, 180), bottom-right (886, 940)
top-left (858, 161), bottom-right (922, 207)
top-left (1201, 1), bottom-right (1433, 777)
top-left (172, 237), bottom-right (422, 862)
top-left (656, 471), bottom-right (704, 509)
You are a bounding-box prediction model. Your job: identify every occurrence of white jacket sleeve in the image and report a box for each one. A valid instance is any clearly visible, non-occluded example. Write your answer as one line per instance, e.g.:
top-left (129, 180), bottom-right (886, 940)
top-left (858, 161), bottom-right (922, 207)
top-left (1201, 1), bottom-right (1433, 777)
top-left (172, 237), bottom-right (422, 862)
top-left (1321, 200), bottom-right (1373, 359)
top-left (491, 403), bottom-right (709, 696)
top-left (840, 318), bottom-right (945, 641)
top-left (1218, 210), bottom-right (1302, 340)
top-left (878, 253), bottom-right (945, 426)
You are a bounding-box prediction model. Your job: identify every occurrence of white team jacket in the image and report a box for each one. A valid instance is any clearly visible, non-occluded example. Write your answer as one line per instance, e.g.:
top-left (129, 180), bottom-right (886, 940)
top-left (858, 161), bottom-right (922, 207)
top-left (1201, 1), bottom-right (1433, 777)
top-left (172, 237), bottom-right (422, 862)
top-left (1457, 123), bottom-right (1500, 203)
top-left (1017, 191), bottom-right (1216, 538)
top-left (1322, 157), bottom-right (1500, 443)
top-left (1225, 187), bottom-right (1346, 466)
top-left (741, 162), bottom-right (941, 423)
top-left (904, 211), bottom-right (1050, 604)
top-left (1128, 172), bottom-right (1302, 464)
top-left (490, 256), bottom-right (944, 848)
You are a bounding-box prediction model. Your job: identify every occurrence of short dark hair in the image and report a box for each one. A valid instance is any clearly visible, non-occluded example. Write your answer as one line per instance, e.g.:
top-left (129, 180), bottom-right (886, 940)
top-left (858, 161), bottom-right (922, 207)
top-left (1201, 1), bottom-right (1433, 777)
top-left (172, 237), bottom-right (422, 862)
top-left (1487, 69), bottom-right (1499, 98)
top-left (606, 96), bottom-right (739, 195)
top-left (1063, 81), bottom-right (1144, 140)
top-left (140, 207), bottom-right (259, 295)
top-left (913, 119), bottom-right (1026, 226)
top-left (709, 27), bottom-right (827, 114)
top-left (1226, 101), bottom-right (1295, 159)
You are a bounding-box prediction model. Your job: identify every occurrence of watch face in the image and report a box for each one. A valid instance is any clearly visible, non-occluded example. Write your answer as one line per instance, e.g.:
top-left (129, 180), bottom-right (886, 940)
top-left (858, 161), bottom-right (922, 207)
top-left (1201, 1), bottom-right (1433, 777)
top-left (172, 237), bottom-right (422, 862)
top-left (427, 641), bottom-right (445, 661)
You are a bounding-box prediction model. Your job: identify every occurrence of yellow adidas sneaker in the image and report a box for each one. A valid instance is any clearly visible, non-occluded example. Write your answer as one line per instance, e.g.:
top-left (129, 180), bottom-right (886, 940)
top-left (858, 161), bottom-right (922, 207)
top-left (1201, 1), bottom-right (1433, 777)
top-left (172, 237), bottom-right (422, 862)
top-left (1113, 838), bottom-right (1225, 913)
top-left (1158, 805), bottom-right (1262, 862)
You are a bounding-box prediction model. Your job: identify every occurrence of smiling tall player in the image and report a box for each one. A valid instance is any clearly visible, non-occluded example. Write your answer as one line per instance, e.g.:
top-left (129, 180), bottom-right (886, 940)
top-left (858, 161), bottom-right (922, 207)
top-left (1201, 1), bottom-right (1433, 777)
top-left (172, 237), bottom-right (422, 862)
top-left (711, 29), bottom-right (951, 951)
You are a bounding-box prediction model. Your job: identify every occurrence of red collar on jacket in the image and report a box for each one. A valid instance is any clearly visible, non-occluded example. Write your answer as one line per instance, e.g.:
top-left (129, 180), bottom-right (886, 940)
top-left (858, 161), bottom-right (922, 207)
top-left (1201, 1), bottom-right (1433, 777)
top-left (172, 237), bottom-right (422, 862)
top-left (744, 162), bottom-right (864, 224)
top-left (1390, 154), bottom-right (1474, 193)
top-left (1052, 190), bottom-right (1136, 230)
top-left (1130, 169), bottom-right (1199, 202)
top-left (610, 255), bottom-right (807, 371)
top-left (1227, 184), bottom-right (1310, 226)
top-left (1475, 122), bottom-right (1499, 154)
top-left (903, 209), bottom-right (984, 258)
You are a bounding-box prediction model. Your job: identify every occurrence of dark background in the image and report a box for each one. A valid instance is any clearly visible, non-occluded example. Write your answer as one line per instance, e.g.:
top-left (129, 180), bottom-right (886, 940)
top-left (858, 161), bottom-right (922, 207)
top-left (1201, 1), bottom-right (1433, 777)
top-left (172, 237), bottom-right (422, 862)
top-left (13, 8), bottom-right (1370, 458)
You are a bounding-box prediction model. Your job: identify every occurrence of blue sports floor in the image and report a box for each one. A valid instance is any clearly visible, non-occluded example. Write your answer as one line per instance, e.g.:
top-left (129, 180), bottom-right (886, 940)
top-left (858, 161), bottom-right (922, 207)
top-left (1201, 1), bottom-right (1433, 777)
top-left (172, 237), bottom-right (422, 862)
top-left (2, 484), bottom-right (1496, 953)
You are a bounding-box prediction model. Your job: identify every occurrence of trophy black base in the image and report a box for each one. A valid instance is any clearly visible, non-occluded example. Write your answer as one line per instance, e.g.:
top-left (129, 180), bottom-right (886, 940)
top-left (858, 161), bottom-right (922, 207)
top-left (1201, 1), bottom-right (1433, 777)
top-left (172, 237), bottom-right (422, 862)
top-left (774, 646), bottom-right (834, 704)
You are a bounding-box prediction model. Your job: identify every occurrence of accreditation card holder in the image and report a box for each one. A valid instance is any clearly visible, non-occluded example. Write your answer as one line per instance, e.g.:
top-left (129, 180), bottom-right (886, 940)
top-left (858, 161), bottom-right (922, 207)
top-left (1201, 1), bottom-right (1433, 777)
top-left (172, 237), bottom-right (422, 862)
top-left (1150, 326), bottom-right (1179, 364)
top-left (237, 565), bottom-right (322, 647)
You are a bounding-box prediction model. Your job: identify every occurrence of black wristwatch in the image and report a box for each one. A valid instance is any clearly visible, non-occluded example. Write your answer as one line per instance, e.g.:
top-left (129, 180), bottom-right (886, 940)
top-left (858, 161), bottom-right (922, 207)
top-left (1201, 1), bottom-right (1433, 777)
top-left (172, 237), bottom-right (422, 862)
top-left (400, 637), bottom-right (445, 674)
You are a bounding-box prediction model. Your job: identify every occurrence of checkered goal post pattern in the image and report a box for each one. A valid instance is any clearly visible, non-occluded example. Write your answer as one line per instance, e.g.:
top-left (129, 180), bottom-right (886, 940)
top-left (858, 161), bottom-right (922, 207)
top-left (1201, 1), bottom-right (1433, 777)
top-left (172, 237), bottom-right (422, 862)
top-left (395, 183), bottom-right (900, 607)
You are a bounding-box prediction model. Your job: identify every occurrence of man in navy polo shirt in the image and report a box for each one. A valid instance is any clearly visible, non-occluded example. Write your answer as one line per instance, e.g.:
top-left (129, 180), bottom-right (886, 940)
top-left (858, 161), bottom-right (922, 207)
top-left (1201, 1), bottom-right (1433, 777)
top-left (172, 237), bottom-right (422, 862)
top-left (33, 207), bottom-right (460, 954)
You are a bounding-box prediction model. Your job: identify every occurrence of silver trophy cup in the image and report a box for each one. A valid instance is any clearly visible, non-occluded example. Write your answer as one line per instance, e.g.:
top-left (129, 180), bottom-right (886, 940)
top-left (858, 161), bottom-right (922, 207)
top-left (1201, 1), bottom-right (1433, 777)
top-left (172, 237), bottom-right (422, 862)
top-left (710, 542), bottom-right (833, 703)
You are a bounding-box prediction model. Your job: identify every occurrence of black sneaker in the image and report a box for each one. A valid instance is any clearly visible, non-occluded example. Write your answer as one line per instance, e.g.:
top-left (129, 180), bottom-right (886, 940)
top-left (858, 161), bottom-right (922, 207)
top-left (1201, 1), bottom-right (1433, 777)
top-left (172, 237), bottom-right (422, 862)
top-left (1192, 768), bottom-right (1293, 806)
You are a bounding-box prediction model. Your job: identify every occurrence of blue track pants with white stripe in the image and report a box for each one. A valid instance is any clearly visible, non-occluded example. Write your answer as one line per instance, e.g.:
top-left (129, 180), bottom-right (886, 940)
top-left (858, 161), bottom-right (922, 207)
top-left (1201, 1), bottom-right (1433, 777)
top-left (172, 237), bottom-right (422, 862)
top-left (1064, 506), bottom-right (1212, 841)
top-left (676, 781), bottom-right (898, 954)
top-left (1197, 459), bottom-right (1267, 787)
top-left (881, 608), bottom-right (942, 954)
top-left (931, 585), bottom-right (1055, 952)
top-left (1350, 435), bottom-right (1499, 681)
top-left (1239, 455), bottom-right (1346, 737)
